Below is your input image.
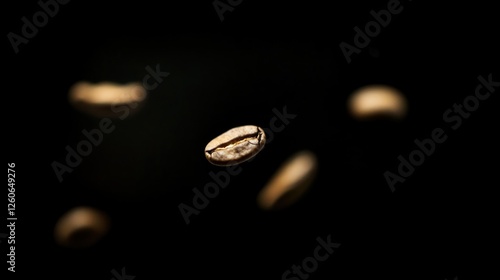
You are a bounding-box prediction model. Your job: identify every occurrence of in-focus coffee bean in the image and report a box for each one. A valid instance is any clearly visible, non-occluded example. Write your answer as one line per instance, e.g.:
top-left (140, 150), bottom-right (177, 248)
top-left (257, 150), bottom-right (318, 210)
top-left (205, 125), bottom-right (266, 166)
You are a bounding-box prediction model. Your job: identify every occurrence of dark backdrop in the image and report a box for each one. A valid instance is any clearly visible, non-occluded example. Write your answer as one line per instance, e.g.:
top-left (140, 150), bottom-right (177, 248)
top-left (4, 1), bottom-right (498, 279)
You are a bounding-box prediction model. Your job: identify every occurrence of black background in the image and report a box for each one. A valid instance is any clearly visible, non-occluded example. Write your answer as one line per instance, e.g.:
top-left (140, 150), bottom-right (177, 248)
top-left (4, 0), bottom-right (498, 279)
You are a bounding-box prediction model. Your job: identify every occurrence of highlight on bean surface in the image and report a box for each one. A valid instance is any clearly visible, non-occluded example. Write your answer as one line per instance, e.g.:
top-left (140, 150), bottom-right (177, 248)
top-left (53, 206), bottom-right (110, 249)
top-left (68, 81), bottom-right (147, 118)
top-left (348, 85), bottom-right (407, 120)
top-left (257, 150), bottom-right (318, 210)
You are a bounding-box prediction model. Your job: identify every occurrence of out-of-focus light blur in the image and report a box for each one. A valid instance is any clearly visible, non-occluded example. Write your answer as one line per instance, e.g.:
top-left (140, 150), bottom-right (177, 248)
top-left (257, 150), bottom-right (318, 210)
top-left (68, 81), bottom-right (147, 118)
top-left (53, 206), bottom-right (110, 249)
top-left (348, 85), bottom-right (407, 120)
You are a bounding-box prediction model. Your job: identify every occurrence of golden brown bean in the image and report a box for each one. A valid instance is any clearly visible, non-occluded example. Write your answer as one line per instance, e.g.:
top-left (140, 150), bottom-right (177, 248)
top-left (205, 125), bottom-right (266, 166)
top-left (348, 85), bottom-right (407, 120)
top-left (53, 207), bottom-right (110, 248)
top-left (68, 81), bottom-right (146, 118)
top-left (257, 150), bottom-right (318, 210)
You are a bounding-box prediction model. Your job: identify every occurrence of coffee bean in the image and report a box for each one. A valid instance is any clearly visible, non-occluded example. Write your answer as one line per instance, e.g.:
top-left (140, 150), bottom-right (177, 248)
top-left (348, 85), bottom-right (407, 120)
top-left (68, 81), bottom-right (147, 118)
top-left (54, 207), bottom-right (110, 249)
top-left (257, 150), bottom-right (318, 210)
top-left (205, 125), bottom-right (266, 166)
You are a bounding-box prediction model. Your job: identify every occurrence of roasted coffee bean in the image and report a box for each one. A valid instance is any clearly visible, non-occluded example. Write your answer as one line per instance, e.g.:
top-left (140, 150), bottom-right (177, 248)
top-left (54, 207), bottom-right (110, 249)
top-left (348, 85), bottom-right (407, 120)
top-left (68, 81), bottom-right (147, 118)
top-left (257, 150), bottom-right (318, 210)
top-left (205, 125), bottom-right (266, 166)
